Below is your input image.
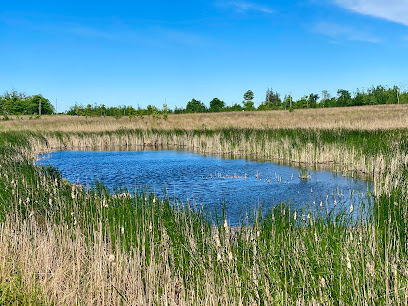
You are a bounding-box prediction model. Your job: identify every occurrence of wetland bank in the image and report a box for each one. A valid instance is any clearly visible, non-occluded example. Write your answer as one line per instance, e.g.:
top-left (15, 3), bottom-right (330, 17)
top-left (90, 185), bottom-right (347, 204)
top-left (1, 110), bottom-right (408, 305)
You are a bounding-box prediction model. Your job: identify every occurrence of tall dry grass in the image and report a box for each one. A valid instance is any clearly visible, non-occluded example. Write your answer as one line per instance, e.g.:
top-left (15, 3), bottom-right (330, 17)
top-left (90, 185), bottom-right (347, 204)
top-left (2, 104), bottom-right (408, 132)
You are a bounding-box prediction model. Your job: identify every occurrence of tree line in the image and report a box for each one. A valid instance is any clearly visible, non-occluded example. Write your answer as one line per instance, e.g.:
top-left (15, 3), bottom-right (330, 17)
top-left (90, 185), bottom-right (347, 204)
top-left (67, 85), bottom-right (407, 117)
top-left (0, 91), bottom-right (54, 117)
top-left (1, 85), bottom-right (407, 118)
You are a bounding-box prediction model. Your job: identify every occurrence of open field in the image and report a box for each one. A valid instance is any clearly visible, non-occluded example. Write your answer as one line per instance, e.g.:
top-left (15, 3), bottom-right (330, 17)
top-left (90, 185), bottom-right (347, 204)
top-left (1, 106), bottom-right (408, 304)
top-left (2, 104), bottom-right (408, 132)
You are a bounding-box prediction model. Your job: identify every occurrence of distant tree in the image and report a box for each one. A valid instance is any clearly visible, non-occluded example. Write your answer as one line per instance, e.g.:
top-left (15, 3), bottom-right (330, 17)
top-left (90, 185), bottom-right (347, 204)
top-left (146, 105), bottom-right (159, 115)
top-left (282, 95), bottom-right (293, 109)
top-left (294, 96), bottom-right (308, 109)
top-left (337, 89), bottom-right (352, 107)
top-left (242, 90), bottom-right (255, 111)
top-left (84, 104), bottom-right (93, 117)
top-left (243, 90), bottom-right (254, 102)
top-left (1, 90), bottom-right (26, 114)
top-left (67, 103), bottom-right (84, 116)
top-left (173, 106), bottom-right (185, 114)
top-left (266, 88), bottom-right (281, 107)
top-left (400, 91), bottom-right (408, 104)
top-left (392, 85), bottom-right (400, 104)
top-left (258, 88), bottom-right (281, 110)
top-left (100, 104), bottom-right (107, 116)
top-left (308, 93), bottom-right (319, 108)
top-left (242, 100), bottom-right (254, 111)
top-left (353, 89), bottom-right (365, 106)
top-left (162, 103), bottom-right (169, 120)
top-left (185, 99), bottom-right (207, 113)
top-left (23, 94), bottom-right (54, 115)
top-left (224, 103), bottom-right (243, 112)
top-left (321, 90), bottom-right (331, 107)
top-left (209, 98), bottom-right (225, 112)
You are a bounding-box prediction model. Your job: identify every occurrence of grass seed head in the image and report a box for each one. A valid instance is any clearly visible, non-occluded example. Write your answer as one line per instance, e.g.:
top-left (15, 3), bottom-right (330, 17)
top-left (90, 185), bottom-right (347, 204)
top-left (319, 277), bottom-right (326, 288)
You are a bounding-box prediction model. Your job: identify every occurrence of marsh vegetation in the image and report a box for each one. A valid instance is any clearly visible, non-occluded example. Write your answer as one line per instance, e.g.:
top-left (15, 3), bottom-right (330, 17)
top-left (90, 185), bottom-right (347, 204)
top-left (1, 107), bottom-right (408, 304)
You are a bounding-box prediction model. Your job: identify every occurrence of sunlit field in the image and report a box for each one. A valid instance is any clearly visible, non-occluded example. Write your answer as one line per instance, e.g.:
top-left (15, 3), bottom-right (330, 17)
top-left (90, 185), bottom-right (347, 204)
top-left (2, 104), bottom-right (408, 132)
top-left (1, 106), bottom-right (408, 304)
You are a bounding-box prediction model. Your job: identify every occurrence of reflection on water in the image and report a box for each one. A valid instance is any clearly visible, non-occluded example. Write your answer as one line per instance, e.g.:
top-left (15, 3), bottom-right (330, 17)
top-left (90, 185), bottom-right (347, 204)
top-left (37, 150), bottom-right (372, 225)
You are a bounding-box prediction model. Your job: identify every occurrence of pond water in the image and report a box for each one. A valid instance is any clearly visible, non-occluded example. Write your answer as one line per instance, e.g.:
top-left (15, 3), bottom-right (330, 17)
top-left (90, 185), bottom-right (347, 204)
top-left (37, 150), bottom-right (372, 225)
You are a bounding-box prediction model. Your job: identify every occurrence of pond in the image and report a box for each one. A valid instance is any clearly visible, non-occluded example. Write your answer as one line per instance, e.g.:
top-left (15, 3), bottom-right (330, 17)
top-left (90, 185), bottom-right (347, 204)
top-left (37, 149), bottom-right (372, 225)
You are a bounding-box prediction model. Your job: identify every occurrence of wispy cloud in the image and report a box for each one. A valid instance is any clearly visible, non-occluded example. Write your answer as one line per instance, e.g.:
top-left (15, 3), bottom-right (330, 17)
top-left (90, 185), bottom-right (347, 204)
top-left (333, 0), bottom-right (408, 26)
top-left (217, 1), bottom-right (274, 14)
top-left (0, 13), bottom-right (213, 48)
top-left (313, 22), bottom-right (382, 43)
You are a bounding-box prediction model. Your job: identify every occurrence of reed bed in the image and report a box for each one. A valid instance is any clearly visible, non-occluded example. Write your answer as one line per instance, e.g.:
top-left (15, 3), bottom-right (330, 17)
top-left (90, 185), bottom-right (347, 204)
top-left (1, 120), bottom-right (408, 304)
top-left (10, 127), bottom-right (408, 196)
top-left (2, 104), bottom-right (408, 132)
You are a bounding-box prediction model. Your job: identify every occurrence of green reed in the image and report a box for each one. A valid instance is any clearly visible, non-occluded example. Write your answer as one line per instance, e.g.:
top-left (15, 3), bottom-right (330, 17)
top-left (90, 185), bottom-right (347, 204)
top-left (0, 128), bottom-right (408, 304)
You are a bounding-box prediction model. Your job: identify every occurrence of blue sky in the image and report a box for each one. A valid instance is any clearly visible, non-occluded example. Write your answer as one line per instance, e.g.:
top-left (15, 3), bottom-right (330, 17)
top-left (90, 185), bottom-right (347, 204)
top-left (1, 0), bottom-right (407, 111)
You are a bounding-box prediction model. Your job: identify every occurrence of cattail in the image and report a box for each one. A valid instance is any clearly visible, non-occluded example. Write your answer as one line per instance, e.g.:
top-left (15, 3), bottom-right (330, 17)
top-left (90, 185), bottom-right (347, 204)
top-left (320, 277), bottom-right (326, 288)
top-left (346, 254), bottom-right (352, 270)
top-left (366, 262), bottom-right (375, 276)
top-left (71, 185), bottom-right (76, 199)
top-left (350, 204), bottom-right (354, 214)
top-left (214, 232), bottom-right (221, 248)
top-left (102, 198), bottom-right (108, 208)
top-left (308, 213), bottom-right (313, 225)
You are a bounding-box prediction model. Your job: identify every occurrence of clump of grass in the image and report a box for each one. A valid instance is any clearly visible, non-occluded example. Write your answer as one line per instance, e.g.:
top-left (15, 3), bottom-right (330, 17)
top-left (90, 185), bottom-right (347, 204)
top-left (299, 168), bottom-right (311, 180)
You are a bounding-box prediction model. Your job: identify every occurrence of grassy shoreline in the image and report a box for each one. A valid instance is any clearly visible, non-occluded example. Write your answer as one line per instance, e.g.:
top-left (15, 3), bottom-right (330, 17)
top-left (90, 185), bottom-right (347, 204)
top-left (1, 111), bottom-right (408, 304)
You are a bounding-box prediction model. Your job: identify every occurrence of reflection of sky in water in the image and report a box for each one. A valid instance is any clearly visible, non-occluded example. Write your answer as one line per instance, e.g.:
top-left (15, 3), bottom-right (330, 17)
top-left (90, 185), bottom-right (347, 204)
top-left (37, 150), bottom-right (372, 226)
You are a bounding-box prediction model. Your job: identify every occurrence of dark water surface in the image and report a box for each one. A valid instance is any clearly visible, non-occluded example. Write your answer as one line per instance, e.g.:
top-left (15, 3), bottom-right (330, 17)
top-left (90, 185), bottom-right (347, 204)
top-left (37, 150), bottom-right (372, 225)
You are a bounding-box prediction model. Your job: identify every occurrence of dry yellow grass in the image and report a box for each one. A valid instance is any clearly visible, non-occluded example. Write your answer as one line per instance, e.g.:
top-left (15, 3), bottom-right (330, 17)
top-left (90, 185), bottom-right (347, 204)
top-left (2, 104), bottom-right (408, 132)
